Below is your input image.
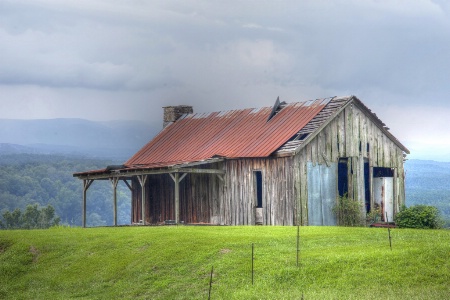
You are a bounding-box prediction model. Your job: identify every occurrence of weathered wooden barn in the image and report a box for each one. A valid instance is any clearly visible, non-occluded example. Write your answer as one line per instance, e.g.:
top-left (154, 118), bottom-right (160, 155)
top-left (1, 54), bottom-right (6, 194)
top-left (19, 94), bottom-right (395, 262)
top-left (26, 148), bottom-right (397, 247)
top-left (74, 96), bottom-right (409, 227)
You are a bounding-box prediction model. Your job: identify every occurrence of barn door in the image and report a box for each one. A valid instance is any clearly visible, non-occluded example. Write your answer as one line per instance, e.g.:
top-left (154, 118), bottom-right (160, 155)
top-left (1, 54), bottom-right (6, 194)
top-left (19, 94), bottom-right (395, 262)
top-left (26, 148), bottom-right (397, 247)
top-left (307, 162), bottom-right (337, 226)
top-left (373, 177), bottom-right (394, 222)
top-left (373, 167), bottom-right (395, 222)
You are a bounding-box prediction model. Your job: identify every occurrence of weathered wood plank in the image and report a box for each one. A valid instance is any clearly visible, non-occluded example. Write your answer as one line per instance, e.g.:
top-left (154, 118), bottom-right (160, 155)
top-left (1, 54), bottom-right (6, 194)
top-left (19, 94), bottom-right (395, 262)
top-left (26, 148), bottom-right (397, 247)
top-left (344, 106), bottom-right (351, 156)
top-left (338, 110), bottom-right (345, 157)
top-left (353, 108), bottom-right (360, 157)
top-left (318, 130), bottom-right (325, 165)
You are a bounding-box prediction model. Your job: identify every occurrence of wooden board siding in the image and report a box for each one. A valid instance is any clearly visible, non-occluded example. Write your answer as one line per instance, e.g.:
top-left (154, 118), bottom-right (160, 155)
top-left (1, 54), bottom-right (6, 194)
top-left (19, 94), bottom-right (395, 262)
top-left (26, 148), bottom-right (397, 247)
top-left (131, 178), bottom-right (140, 223)
top-left (223, 157), bottom-right (297, 225)
top-left (293, 102), bottom-right (407, 225)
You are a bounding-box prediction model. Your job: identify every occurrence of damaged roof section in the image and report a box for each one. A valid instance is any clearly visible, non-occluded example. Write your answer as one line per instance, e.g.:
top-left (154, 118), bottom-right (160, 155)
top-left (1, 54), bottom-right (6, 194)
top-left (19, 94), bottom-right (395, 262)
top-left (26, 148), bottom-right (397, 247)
top-left (275, 96), bottom-right (410, 156)
top-left (275, 96), bottom-right (346, 155)
top-left (125, 98), bottom-right (329, 169)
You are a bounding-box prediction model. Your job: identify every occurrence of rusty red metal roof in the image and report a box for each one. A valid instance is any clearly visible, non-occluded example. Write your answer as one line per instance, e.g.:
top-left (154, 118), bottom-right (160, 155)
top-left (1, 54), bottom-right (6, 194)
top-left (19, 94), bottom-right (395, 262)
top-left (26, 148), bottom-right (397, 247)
top-left (125, 98), bottom-right (331, 168)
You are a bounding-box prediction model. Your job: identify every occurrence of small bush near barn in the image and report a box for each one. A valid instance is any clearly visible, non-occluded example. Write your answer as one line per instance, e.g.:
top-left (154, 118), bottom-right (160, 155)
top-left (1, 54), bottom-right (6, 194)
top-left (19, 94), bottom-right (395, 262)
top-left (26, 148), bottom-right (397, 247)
top-left (395, 205), bottom-right (444, 229)
top-left (333, 195), bottom-right (365, 226)
top-left (366, 206), bottom-right (382, 225)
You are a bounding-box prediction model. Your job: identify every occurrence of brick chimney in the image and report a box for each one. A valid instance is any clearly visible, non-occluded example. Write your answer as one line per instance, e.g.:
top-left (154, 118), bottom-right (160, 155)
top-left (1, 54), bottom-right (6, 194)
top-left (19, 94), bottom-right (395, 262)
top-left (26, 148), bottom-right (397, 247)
top-left (163, 105), bottom-right (193, 128)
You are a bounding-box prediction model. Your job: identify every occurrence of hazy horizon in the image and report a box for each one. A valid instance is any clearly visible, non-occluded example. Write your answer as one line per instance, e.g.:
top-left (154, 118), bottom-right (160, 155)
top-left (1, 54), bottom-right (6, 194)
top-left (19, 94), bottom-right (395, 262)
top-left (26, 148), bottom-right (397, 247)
top-left (1, 1), bottom-right (449, 161)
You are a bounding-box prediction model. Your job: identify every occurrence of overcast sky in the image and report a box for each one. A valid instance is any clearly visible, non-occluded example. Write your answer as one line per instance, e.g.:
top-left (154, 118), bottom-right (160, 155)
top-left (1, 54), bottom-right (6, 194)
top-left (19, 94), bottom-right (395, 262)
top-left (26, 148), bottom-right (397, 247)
top-left (1, 0), bottom-right (450, 161)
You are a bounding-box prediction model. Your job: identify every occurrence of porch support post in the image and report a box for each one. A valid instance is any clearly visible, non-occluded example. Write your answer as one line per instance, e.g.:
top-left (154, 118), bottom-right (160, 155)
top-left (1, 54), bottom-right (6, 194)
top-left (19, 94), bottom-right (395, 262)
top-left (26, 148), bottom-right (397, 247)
top-left (137, 175), bottom-right (148, 224)
top-left (175, 173), bottom-right (180, 224)
top-left (82, 179), bottom-right (94, 228)
top-left (110, 177), bottom-right (119, 226)
top-left (122, 179), bottom-right (133, 191)
top-left (122, 179), bottom-right (133, 224)
top-left (170, 173), bottom-right (187, 224)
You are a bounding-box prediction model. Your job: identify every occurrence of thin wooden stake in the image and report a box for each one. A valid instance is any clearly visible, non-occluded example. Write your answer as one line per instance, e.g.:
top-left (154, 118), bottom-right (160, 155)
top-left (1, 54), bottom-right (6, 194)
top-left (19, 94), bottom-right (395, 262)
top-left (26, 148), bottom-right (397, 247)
top-left (208, 266), bottom-right (213, 300)
top-left (252, 243), bottom-right (254, 285)
top-left (386, 212), bottom-right (392, 250)
top-left (296, 225), bottom-right (300, 267)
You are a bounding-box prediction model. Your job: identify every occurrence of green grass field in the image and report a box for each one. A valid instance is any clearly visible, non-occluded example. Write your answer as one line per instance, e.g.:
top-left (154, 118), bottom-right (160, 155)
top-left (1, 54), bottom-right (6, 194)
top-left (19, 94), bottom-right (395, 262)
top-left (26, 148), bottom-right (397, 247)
top-left (0, 226), bottom-right (449, 299)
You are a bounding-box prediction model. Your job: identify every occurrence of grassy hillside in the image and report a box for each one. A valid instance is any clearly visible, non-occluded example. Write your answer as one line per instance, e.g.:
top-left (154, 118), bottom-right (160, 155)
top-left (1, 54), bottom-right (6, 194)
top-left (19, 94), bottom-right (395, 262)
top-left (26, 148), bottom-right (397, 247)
top-left (0, 226), bottom-right (448, 299)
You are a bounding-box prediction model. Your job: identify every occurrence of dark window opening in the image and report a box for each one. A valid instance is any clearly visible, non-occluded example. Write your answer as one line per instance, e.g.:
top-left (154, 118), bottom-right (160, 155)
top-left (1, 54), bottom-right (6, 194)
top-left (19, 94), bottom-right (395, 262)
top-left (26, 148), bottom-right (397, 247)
top-left (288, 133), bottom-right (309, 142)
top-left (298, 133), bottom-right (309, 141)
top-left (364, 159), bottom-right (371, 212)
top-left (373, 167), bottom-right (394, 177)
top-left (338, 158), bottom-right (348, 197)
top-left (255, 171), bottom-right (263, 208)
top-left (366, 143), bottom-right (370, 154)
top-left (359, 141), bottom-right (362, 154)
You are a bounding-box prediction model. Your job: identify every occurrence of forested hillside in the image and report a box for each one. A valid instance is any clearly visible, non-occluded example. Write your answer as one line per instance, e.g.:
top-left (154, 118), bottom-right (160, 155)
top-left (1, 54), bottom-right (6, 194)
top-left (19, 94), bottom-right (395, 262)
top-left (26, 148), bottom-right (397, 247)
top-left (0, 155), bottom-right (449, 228)
top-left (0, 154), bottom-right (131, 227)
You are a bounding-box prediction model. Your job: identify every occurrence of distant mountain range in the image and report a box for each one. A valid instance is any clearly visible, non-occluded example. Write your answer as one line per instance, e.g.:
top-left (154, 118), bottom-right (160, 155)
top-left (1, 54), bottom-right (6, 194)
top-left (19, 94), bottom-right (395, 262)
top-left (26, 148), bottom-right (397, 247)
top-left (404, 159), bottom-right (450, 223)
top-left (0, 118), bottom-right (161, 160)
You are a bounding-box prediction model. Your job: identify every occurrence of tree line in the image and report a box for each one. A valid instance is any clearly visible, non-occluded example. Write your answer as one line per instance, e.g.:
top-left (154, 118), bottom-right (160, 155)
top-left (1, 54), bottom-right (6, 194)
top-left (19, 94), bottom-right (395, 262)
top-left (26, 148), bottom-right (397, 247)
top-left (0, 154), bottom-right (131, 228)
top-left (0, 204), bottom-right (60, 229)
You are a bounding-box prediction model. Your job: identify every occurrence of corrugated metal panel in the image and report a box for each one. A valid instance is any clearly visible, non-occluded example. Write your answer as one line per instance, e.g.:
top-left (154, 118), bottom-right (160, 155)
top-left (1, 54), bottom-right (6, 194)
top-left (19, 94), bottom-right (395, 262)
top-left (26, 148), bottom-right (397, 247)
top-left (125, 99), bottom-right (329, 168)
top-left (307, 162), bottom-right (337, 226)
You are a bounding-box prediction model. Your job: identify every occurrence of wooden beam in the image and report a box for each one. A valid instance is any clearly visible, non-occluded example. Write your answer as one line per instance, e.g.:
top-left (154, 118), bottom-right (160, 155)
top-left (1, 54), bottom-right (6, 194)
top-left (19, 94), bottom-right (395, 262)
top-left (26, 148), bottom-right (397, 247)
top-left (137, 175), bottom-right (148, 224)
top-left (216, 174), bottom-right (224, 182)
top-left (122, 179), bottom-right (133, 192)
top-left (321, 152), bottom-right (330, 167)
top-left (75, 167), bottom-right (225, 180)
top-left (110, 177), bottom-right (119, 226)
top-left (82, 179), bottom-right (94, 228)
top-left (169, 172), bottom-right (187, 224)
top-left (174, 173), bottom-right (180, 224)
top-left (168, 158), bottom-right (224, 168)
top-left (179, 173), bottom-right (188, 182)
top-left (174, 168), bottom-right (225, 175)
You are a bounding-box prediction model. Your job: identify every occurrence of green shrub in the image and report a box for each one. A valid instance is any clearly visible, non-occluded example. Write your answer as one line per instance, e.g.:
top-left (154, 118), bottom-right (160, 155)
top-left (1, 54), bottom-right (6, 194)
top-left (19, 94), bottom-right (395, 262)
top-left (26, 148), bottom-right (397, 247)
top-left (0, 204), bottom-right (60, 230)
top-left (366, 205), bottom-right (382, 225)
top-left (395, 205), bottom-right (443, 229)
top-left (443, 219), bottom-right (450, 228)
top-left (332, 194), bottom-right (365, 227)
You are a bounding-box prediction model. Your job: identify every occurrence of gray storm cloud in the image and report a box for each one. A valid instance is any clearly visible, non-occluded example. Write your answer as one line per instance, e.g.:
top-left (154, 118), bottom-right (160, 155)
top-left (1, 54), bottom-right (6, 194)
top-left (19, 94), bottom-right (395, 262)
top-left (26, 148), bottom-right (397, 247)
top-left (1, 0), bottom-right (450, 160)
